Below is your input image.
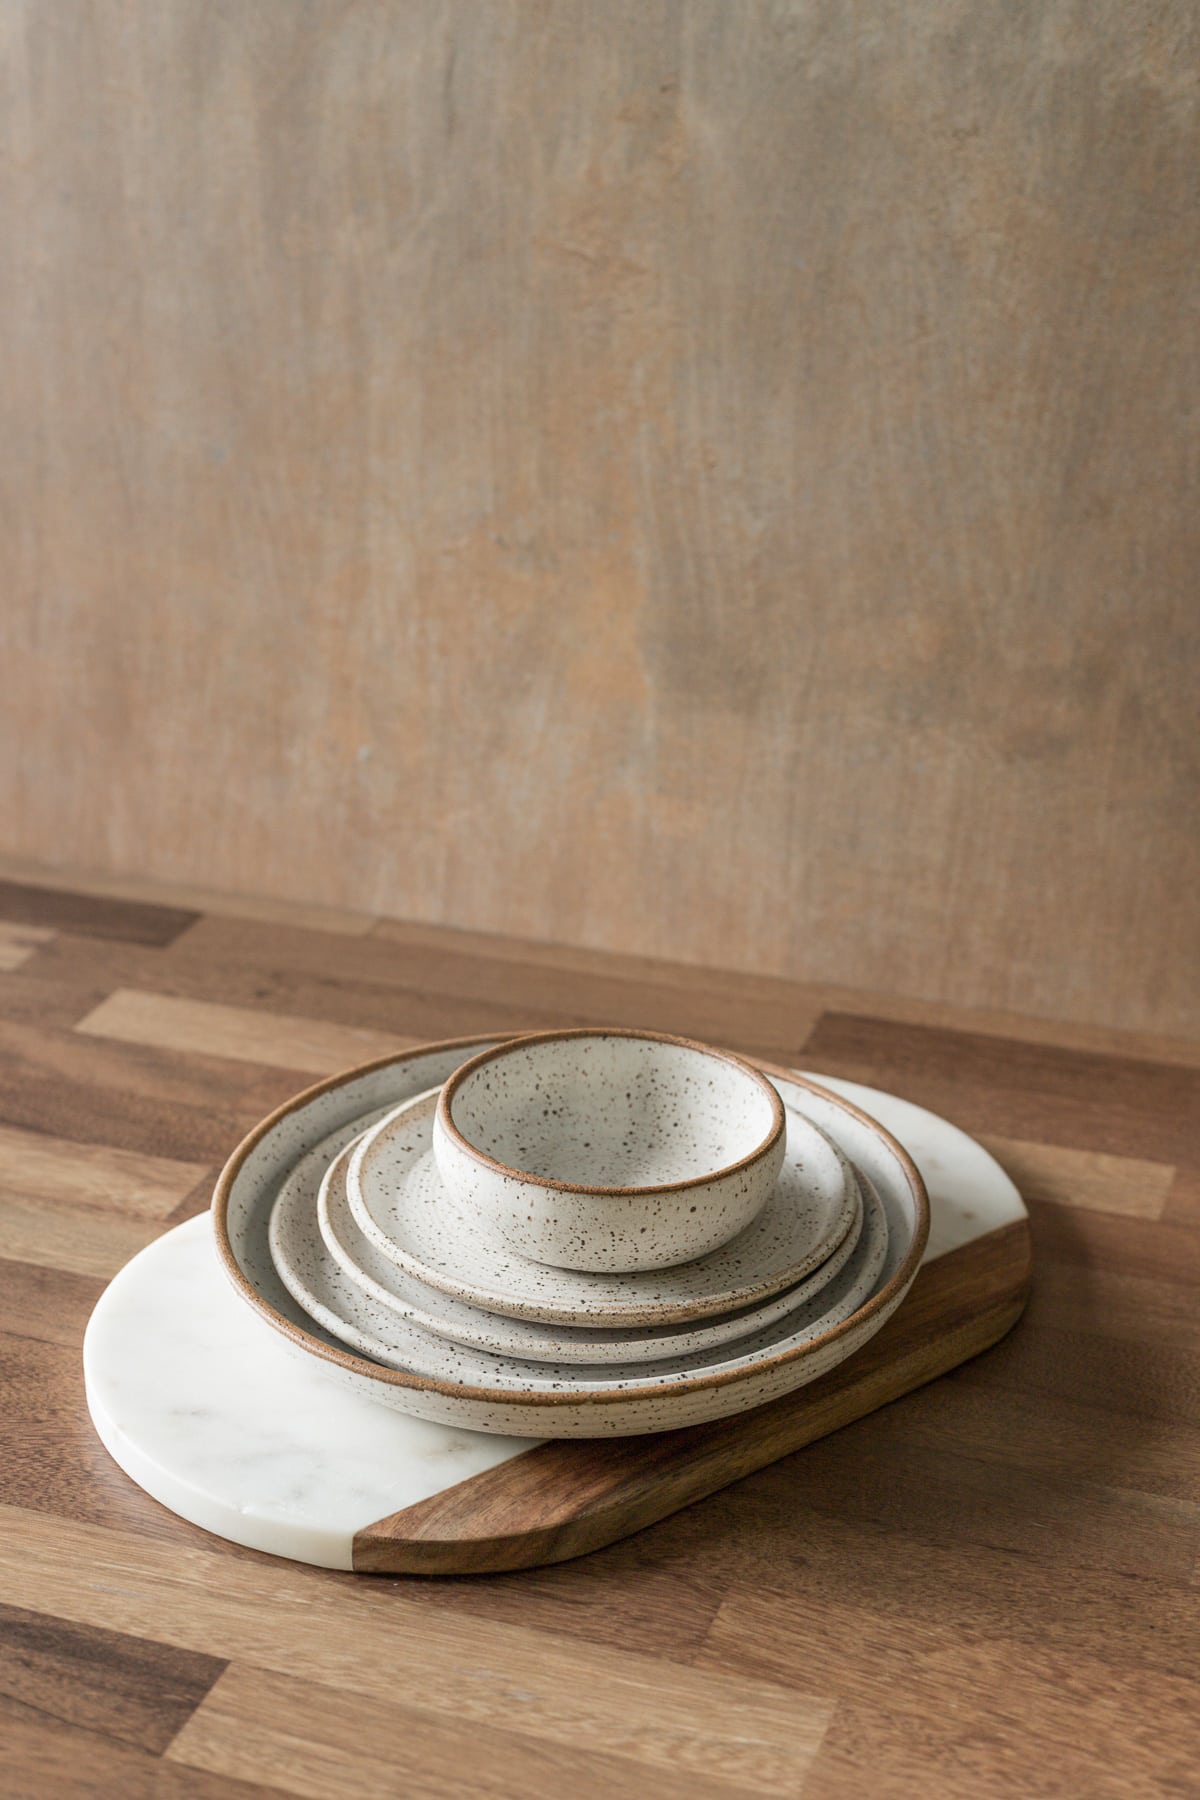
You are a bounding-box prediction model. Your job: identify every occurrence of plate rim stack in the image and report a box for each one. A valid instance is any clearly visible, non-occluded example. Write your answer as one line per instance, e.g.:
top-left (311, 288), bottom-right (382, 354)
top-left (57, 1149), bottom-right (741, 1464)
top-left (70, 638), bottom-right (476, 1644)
top-left (211, 1034), bottom-right (929, 1433)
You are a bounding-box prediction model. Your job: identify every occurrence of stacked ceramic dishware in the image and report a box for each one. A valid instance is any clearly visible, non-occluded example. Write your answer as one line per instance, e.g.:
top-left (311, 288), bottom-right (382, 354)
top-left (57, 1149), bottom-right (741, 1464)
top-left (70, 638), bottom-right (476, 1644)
top-left (216, 1029), bottom-right (930, 1436)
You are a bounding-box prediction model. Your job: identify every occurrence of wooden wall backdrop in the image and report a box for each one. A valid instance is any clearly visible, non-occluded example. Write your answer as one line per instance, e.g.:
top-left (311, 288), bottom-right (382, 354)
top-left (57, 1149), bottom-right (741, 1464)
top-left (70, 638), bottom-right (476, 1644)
top-left (1, 1), bottom-right (1197, 1035)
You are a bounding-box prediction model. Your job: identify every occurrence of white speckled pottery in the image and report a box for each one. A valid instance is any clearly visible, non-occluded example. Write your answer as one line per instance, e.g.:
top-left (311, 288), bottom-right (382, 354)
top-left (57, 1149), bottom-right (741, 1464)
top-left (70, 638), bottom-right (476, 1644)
top-left (433, 1029), bottom-right (787, 1272)
top-left (312, 1113), bottom-right (865, 1364)
top-left (211, 1036), bottom-right (929, 1437)
top-left (349, 1087), bottom-right (858, 1328)
top-left (271, 1130), bottom-right (890, 1393)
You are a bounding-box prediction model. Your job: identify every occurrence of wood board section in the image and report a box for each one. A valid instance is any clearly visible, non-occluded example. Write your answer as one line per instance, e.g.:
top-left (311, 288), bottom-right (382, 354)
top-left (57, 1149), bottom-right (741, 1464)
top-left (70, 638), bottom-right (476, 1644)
top-left (1, 874), bottom-right (1198, 1795)
top-left (1, 6), bottom-right (1198, 1036)
top-left (354, 1220), bottom-right (1030, 1575)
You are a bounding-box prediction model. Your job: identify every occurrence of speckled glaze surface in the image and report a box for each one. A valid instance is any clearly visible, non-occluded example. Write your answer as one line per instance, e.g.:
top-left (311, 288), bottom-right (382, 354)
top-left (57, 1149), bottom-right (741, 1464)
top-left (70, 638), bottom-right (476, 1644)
top-left (350, 1088), bottom-right (858, 1328)
top-left (211, 1036), bottom-right (929, 1436)
top-left (433, 1029), bottom-right (786, 1272)
top-left (318, 1119), bottom-right (866, 1365)
top-left (272, 1135), bottom-right (889, 1394)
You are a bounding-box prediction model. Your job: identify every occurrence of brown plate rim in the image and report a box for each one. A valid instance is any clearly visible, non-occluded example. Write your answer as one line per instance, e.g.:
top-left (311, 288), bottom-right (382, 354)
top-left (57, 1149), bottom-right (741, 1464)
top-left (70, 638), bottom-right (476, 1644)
top-left (210, 1033), bottom-right (931, 1409)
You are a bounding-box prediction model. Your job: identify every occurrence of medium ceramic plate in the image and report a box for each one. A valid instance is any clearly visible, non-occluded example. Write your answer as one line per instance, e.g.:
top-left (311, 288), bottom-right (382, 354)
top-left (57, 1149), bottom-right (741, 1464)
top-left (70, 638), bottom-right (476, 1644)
top-left (322, 1126), bottom-right (864, 1363)
top-left (346, 1089), bottom-right (859, 1327)
top-left (213, 1036), bottom-right (929, 1436)
top-left (294, 1114), bottom-right (864, 1364)
top-left (272, 1129), bottom-right (890, 1392)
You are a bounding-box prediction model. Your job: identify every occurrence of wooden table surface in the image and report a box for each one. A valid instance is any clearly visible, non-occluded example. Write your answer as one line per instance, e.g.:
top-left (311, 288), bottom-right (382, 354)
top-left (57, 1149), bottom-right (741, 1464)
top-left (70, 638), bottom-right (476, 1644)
top-left (1, 867), bottom-right (1197, 1799)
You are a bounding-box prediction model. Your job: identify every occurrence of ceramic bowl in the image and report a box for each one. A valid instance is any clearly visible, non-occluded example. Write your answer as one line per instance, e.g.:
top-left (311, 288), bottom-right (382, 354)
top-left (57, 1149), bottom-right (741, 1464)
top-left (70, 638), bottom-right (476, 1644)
top-left (211, 1035), bottom-right (930, 1437)
top-left (432, 1028), bottom-right (787, 1272)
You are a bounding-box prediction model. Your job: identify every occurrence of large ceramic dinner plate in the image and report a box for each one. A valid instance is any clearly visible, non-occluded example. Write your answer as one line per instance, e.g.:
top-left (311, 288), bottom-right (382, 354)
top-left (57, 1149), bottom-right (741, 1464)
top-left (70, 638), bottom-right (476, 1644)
top-left (346, 1088), bottom-right (860, 1326)
top-left (213, 1036), bottom-right (929, 1436)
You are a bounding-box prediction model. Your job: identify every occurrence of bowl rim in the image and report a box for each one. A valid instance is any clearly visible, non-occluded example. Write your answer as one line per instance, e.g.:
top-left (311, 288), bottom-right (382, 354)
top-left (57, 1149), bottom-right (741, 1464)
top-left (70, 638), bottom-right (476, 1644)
top-left (211, 1033), bottom-right (930, 1409)
top-left (434, 1026), bottom-right (787, 1198)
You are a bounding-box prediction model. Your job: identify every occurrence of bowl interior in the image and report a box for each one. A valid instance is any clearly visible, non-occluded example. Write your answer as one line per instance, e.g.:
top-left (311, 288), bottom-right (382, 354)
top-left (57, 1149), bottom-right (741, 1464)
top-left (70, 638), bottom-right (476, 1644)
top-left (448, 1034), bottom-right (779, 1190)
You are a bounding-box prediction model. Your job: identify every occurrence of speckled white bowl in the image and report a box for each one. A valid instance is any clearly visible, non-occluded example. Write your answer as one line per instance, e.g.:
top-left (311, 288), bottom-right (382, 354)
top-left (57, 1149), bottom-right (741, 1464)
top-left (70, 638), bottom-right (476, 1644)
top-left (432, 1029), bottom-right (787, 1272)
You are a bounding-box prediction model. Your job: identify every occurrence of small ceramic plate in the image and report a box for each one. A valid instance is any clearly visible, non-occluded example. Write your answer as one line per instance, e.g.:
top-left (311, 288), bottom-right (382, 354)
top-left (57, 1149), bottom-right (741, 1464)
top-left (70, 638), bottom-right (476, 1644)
top-left (317, 1116), bottom-right (865, 1364)
top-left (270, 1134), bottom-right (891, 1393)
top-left (346, 1090), bottom-right (860, 1328)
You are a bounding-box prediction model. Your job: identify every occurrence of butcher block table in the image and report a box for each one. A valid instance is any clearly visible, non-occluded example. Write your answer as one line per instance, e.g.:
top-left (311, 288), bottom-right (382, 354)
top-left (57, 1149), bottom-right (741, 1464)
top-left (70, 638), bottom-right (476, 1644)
top-left (0, 864), bottom-right (1197, 1799)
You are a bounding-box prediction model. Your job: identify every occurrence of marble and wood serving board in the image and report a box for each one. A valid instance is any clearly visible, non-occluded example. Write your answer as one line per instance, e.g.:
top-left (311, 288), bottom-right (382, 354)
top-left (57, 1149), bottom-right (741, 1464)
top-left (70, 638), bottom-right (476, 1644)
top-left (84, 1076), bottom-right (1031, 1574)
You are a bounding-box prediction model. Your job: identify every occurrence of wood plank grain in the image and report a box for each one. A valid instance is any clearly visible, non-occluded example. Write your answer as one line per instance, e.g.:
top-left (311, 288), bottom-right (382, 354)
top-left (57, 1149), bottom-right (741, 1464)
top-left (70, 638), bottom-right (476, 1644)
top-left (177, 916), bottom-right (824, 1060)
top-left (950, 1316), bottom-right (1200, 1434)
top-left (0, 1015), bottom-right (304, 1160)
top-left (166, 1661), bottom-right (829, 1800)
top-left (353, 1223), bottom-right (1030, 1574)
top-left (0, 1011), bottom-right (304, 1118)
top-left (803, 1014), bottom-right (1200, 1164)
top-left (26, 931), bottom-right (550, 1045)
top-left (368, 918), bottom-right (1200, 1067)
top-left (682, 1478), bottom-right (1200, 1676)
top-left (1164, 1167), bottom-right (1200, 1226)
top-left (1, 1258), bottom-right (104, 1348)
top-left (1026, 1198), bottom-right (1200, 1289)
top-left (0, 922), bottom-right (53, 973)
top-left (700, 1553), bottom-right (1200, 1800)
top-left (75, 990), bottom-right (416, 1077)
top-left (0, 1085), bottom-right (231, 1169)
top-left (0, 1703), bottom-right (287, 1800)
top-left (0, 1195), bottom-right (160, 1279)
top-left (386, 1545), bottom-right (722, 1662)
top-left (840, 1001), bottom-right (1200, 1073)
top-left (0, 969), bottom-right (112, 1029)
top-left (20, 891), bottom-right (1200, 1067)
top-left (1015, 1254), bottom-right (1200, 1352)
top-left (0, 1123), bottom-right (208, 1220)
top-left (789, 1674), bottom-right (1196, 1800)
top-left (703, 1411), bottom-right (1200, 1585)
top-left (0, 880), bottom-right (198, 947)
top-left (981, 1133), bottom-right (1175, 1218)
top-left (0, 1506), bottom-right (832, 1794)
top-left (0, 1601), bottom-right (225, 1755)
top-left (885, 1377), bottom-right (1200, 1513)
top-left (28, 912), bottom-right (1200, 1070)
